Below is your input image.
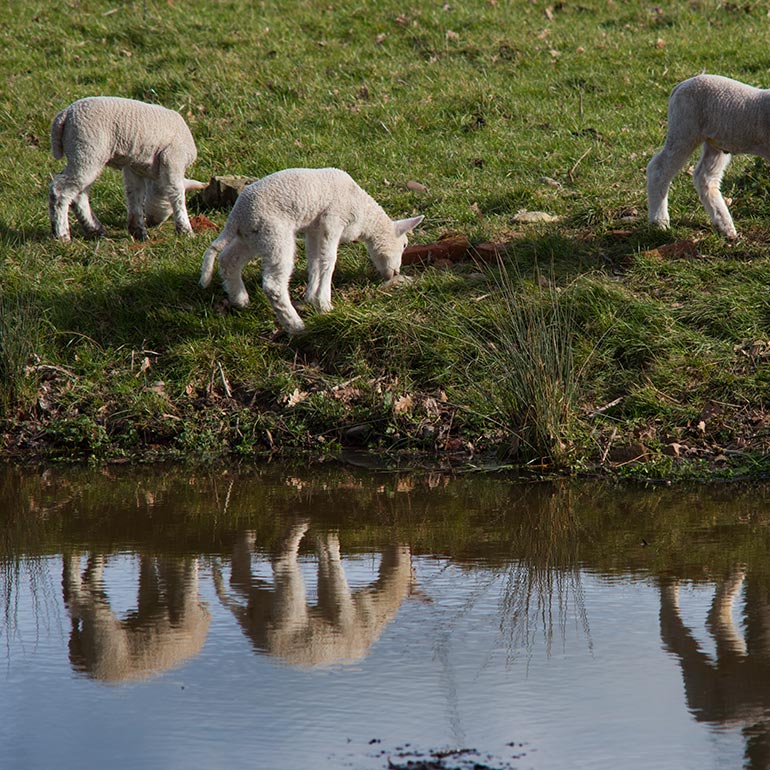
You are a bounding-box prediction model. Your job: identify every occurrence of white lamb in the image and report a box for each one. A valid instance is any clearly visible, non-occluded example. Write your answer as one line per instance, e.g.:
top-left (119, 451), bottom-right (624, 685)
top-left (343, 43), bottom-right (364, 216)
top-left (49, 96), bottom-right (206, 241)
top-left (647, 74), bottom-right (770, 239)
top-left (199, 167), bottom-right (424, 334)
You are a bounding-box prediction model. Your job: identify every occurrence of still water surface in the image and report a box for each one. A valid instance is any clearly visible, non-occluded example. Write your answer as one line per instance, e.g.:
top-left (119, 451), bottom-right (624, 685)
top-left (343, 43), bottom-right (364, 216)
top-left (2, 464), bottom-right (769, 770)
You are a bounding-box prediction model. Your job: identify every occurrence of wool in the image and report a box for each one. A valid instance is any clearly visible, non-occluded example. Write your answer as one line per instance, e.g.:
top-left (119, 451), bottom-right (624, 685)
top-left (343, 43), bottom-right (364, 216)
top-left (200, 167), bottom-right (423, 334)
top-left (647, 74), bottom-right (770, 239)
top-left (49, 96), bottom-right (204, 241)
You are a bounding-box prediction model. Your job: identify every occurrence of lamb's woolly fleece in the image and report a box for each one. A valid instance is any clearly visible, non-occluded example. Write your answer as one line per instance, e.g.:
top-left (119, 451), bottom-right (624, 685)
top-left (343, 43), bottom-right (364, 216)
top-left (199, 168), bottom-right (424, 334)
top-left (49, 96), bottom-right (203, 241)
top-left (647, 74), bottom-right (770, 239)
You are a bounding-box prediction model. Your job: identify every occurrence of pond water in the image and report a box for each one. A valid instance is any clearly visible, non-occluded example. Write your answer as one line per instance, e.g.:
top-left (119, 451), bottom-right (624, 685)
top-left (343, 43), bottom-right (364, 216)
top-left (2, 463), bottom-right (770, 770)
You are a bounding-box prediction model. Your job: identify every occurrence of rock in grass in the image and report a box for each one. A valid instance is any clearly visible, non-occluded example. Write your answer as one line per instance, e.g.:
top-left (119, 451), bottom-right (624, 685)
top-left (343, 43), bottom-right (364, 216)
top-left (513, 208), bottom-right (560, 223)
top-left (195, 175), bottom-right (259, 209)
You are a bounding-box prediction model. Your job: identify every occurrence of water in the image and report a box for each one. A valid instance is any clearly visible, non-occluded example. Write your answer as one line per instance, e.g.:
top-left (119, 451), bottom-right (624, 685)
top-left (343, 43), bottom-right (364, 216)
top-left (1, 464), bottom-right (769, 770)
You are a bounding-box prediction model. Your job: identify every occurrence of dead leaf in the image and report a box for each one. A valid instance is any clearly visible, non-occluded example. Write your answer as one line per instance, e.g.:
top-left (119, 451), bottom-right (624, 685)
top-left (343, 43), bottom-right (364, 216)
top-left (190, 214), bottom-right (219, 232)
top-left (394, 394), bottom-right (414, 414)
top-left (406, 179), bottom-right (428, 193)
top-left (135, 356), bottom-right (151, 378)
top-left (642, 240), bottom-right (699, 260)
top-left (285, 388), bottom-right (309, 407)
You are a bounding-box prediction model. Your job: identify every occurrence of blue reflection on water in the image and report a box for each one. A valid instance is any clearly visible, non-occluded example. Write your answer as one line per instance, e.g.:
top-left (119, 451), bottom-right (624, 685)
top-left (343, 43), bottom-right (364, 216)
top-left (0, 552), bottom-right (746, 770)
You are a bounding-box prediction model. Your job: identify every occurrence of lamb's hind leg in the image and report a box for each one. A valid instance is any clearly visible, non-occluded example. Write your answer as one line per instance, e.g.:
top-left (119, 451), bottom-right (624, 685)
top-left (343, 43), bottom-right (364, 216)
top-left (218, 237), bottom-right (258, 309)
top-left (647, 136), bottom-right (698, 230)
top-left (693, 143), bottom-right (737, 239)
top-left (49, 162), bottom-right (102, 241)
top-left (261, 233), bottom-right (305, 334)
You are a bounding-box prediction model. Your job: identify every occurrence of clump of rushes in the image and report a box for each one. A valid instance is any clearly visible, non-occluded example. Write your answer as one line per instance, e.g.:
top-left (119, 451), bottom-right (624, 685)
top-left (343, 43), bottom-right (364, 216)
top-left (0, 291), bottom-right (42, 414)
top-left (469, 262), bottom-right (583, 467)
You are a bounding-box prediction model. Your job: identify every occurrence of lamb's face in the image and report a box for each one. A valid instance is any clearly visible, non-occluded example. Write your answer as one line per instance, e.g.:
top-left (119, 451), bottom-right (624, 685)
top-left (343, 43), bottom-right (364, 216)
top-left (144, 186), bottom-right (174, 227)
top-left (368, 233), bottom-right (408, 281)
top-left (143, 179), bottom-right (207, 227)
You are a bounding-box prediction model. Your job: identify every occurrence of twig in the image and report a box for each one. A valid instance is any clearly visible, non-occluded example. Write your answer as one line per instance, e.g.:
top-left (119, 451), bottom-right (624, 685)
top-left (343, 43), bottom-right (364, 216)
top-left (568, 146), bottom-right (592, 182)
top-left (32, 364), bottom-right (77, 379)
top-left (588, 396), bottom-right (623, 418)
top-left (600, 427), bottom-right (617, 464)
top-left (217, 361), bottom-right (232, 398)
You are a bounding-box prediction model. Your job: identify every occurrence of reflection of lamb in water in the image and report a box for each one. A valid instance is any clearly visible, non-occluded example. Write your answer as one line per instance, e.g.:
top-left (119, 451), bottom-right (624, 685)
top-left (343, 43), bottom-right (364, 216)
top-left (213, 523), bottom-right (415, 667)
top-left (660, 568), bottom-right (770, 770)
top-left (62, 552), bottom-right (211, 683)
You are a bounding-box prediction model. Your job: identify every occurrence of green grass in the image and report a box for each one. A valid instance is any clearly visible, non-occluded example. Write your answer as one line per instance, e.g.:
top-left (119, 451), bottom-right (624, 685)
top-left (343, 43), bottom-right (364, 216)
top-left (4, 0), bottom-right (770, 477)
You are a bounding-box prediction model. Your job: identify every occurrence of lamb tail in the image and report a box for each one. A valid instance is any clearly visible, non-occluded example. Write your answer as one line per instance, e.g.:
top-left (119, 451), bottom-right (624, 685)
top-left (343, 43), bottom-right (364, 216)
top-left (50, 108), bottom-right (68, 160)
top-left (199, 226), bottom-right (233, 288)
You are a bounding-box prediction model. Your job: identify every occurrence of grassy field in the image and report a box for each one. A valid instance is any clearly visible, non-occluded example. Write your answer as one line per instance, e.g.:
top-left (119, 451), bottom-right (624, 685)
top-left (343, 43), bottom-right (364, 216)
top-left (3, 0), bottom-right (770, 478)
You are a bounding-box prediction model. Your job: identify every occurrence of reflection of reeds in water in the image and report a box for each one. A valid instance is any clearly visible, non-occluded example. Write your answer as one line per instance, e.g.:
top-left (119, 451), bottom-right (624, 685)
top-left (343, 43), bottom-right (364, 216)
top-left (0, 493), bottom-right (61, 650)
top-left (0, 558), bottom-right (60, 653)
top-left (499, 488), bottom-right (591, 659)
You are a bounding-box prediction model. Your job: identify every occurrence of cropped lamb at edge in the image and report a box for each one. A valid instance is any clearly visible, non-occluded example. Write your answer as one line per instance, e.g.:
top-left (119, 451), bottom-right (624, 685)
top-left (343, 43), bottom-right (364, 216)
top-left (49, 96), bottom-right (206, 241)
top-left (647, 74), bottom-right (770, 240)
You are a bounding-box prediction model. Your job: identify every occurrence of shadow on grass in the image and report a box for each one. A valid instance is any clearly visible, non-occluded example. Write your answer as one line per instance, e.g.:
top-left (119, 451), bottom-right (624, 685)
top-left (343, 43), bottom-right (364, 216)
top-left (2, 220), bottom-right (685, 366)
top-left (0, 220), bottom-right (52, 246)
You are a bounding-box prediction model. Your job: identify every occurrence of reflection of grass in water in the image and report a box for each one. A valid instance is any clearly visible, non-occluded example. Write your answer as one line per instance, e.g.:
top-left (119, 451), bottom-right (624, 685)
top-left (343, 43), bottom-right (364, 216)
top-left (0, 558), bottom-right (60, 652)
top-left (498, 490), bottom-right (591, 659)
top-left (501, 562), bottom-right (589, 659)
top-left (1, 499), bottom-right (61, 650)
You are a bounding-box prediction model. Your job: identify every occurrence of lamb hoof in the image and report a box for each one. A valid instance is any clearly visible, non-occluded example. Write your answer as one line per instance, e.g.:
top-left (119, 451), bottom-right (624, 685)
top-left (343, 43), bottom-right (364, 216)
top-left (227, 294), bottom-right (250, 310)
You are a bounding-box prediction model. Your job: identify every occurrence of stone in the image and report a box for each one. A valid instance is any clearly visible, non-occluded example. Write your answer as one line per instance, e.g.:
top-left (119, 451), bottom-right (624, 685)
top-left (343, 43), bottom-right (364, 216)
top-left (193, 175), bottom-right (259, 209)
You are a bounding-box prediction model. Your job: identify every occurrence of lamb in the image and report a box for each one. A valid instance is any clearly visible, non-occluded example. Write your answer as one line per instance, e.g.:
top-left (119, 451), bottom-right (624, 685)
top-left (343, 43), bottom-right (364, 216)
top-left (49, 96), bottom-right (206, 241)
top-left (199, 167), bottom-right (424, 334)
top-left (647, 74), bottom-right (770, 239)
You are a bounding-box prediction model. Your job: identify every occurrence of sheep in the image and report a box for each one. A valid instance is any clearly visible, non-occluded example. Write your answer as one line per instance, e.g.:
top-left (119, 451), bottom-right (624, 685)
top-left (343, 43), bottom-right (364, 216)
top-left (647, 74), bottom-right (770, 240)
top-left (199, 167), bottom-right (424, 334)
top-left (49, 96), bottom-right (206, 241)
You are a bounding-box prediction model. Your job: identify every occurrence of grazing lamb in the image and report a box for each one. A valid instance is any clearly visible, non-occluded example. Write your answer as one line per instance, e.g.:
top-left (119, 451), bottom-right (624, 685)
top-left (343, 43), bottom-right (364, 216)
top-left (647, 74), bottom-right (770, 239)
top-left (199, 167), bottom-right (424, 334)
top-left (49, 96), bottom-right (206, 241)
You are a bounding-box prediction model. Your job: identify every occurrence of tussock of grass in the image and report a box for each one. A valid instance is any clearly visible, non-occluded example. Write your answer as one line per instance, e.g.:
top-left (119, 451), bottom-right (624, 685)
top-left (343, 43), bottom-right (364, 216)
top-left (460, 265), bottom-right (582, 465)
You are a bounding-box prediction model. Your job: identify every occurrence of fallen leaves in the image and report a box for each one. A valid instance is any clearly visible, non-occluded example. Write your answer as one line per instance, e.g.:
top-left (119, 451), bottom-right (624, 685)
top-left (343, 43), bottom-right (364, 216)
top-left (190, 214), bottom-right (219, 233)
top-left (642, 239), bottom-right (700, 259)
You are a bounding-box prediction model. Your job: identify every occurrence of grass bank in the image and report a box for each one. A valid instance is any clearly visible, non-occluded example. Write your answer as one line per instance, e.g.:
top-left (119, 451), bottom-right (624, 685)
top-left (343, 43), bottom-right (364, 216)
top-left (3, 0), bottom-right (770, 479)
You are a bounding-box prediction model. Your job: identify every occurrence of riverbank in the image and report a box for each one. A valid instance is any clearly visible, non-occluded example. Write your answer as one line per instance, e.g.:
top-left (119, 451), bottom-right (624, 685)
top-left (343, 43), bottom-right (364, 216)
top-left (3, 1), bottom-right (770, 481)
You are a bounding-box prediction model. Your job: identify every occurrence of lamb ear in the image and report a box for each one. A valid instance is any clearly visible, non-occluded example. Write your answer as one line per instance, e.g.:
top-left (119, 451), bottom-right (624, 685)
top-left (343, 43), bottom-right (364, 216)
top-left (393, 214), bottom-right (424, 237)
top-left (184, 178), bottom-right (208, 192)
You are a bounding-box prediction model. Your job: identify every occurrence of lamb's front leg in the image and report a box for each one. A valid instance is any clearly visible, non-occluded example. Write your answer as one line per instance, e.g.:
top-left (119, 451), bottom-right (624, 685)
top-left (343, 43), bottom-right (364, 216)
top-left (693, 144), bottom-right (737, 239)
top-left (303, 224), bottom-right (341, 313)
top-left (123, 168), bottom-right (149, 241)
